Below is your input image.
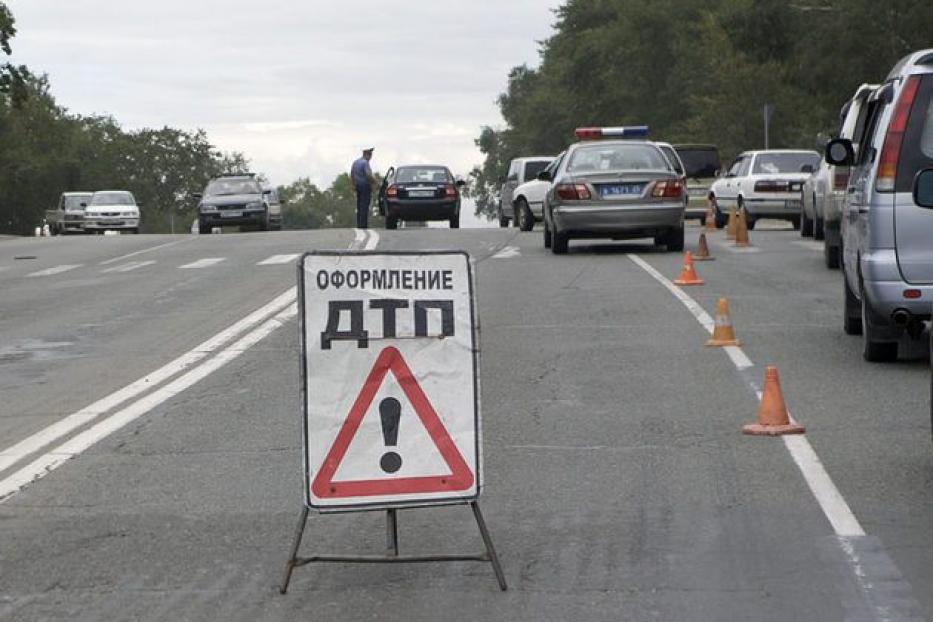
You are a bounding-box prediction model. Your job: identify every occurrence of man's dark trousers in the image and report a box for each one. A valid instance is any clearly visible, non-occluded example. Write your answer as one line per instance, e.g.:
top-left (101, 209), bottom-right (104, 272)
top-left (356, 185), bottom-right (371, 229)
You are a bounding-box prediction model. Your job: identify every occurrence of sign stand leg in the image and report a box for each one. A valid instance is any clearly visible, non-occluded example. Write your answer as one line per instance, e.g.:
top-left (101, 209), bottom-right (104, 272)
top-left (280, 506), bottom-right (310, 595)
top-left (386, 509), bottom-right (399, 557)
top-left (471, 502), bottom-right (508, 591)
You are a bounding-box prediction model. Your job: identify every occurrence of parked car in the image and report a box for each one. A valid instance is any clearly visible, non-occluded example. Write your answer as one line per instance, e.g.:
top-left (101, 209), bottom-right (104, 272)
top-left (542, 126), bottom-right (685, 254)
top-left (511, 152), bottom-right (565, 231)
top-left (377, 165), bottom-right (464, 229)
top-left (710, 150), bottom-right (820, 229)
top-left (656, 142), bottom-right (691, 219)
top-left (195, 174), bottom-right (273, 234)
top-left (825, 49), bottom-right (933, 361)
top-left (265, 186), bottom-right (283, 231)
top-left (803, 84), bottom-right (878, 268)
top-left (46, 192), bottom-right (93, 235)
top-left (83, 191), bottom-right (141, 234)
top-left (675, 144), bottom-right (722, 222)
top-left (498, 156), bottom-right (554, 227)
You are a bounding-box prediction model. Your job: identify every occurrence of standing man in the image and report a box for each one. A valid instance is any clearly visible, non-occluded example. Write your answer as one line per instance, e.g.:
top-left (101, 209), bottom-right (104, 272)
top-left (350, 147), bottom-right (377, 229)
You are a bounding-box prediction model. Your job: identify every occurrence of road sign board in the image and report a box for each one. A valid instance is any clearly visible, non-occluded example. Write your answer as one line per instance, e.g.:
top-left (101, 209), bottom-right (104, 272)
top-left (299, 251), bottom-right (480, 510)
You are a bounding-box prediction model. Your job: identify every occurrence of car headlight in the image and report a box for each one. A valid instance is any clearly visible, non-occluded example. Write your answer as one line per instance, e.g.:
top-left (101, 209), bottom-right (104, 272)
top-left (123, 212), bottom-right (138, 218)
top-left (199, 204), bottom-right (216, 212)
top-left (246, 201), bottom-right (263, 209)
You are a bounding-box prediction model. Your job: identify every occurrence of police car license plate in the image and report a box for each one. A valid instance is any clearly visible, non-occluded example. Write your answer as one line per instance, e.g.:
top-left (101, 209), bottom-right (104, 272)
top-left (221, 211), bottom-right (242, 218)
top-left (599, 184), bottom-right (644, 197)
top-left (408, 190), bottom-right (435, 198)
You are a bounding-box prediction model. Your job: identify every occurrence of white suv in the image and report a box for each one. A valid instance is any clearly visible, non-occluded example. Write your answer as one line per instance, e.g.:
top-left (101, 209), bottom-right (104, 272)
top-left (511, 152), bottom-right (565, 231)
top-left (498, 156), bottom-right (553, 228)
top-left (710, 150), bottom-right (820, 229)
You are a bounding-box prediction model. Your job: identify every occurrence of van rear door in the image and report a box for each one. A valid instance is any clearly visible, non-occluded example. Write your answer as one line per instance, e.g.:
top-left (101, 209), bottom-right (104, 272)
top-left (894, 73), bottom-right (933, 283)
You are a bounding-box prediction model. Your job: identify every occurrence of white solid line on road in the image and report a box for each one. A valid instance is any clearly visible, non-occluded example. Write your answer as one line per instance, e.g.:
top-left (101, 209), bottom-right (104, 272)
top-left (98, 240), bottom-right (187, 266)
top-left (0, 304), bottom-right (298, 501)
top-left (627, 252), bottom-right (866, 538)
top-left (0, 287), bottom-right (299, 475)
top-left (27, 264), bottom-right (83, 277)
top-left (179, 257), bottom-right (225, 269)
top-left (0, 228), bottom-right (378, 500)
top-left (492, 246), bottom-right (521, 259)
top-left (258, 254), bottom-right (301, 266)
top-left (101, 260), bottom-right (156, 274)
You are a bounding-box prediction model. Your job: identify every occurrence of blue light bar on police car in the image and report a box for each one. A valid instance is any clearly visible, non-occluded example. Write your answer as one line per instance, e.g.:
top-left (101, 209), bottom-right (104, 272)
top-left (575, 126), bottom-right (650, 140)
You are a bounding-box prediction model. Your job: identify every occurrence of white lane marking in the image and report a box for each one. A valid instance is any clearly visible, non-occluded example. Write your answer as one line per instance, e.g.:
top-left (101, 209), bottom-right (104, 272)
top-left (27, 264), bottom-right (82, 277)
top-left (0, 288), bottom-right (298, 475)
top-left (98, 240), bottom-right (187, 266)
top-left (0, 304), bottom-right (298, 501)
top-left (627, 255), bottom-right (715, 332)
top-left (0, 228), bottom-right (378, 498)
top-left (792, 241), bottom-right (823, 251)
top-left (179, 257), bottom-right (225, 269)
top-left (627, 252), bottom-right (866, 538)
top-left (101, 260), bottom-right (156, 274)
top-left (724, 345), bottom-right (754, 371)
top-left (719, 245), bottom-right (761, 253)
top-left (258, 254), bottom-right (301, 266)
top-left (492, 246), bottom-right (521, 259)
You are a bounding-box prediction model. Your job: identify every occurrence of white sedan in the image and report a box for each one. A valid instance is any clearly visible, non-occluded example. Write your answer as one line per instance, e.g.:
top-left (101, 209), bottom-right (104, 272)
top-left (710, 150), bottom-right (819, 229)
top-left (510, 152), bottom-right (564, 231)
top-left (83, 190), bottom-right (142, 234)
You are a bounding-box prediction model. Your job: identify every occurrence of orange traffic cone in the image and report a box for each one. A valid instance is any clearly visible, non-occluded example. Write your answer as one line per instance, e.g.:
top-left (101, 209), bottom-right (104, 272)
top-left (706, 298), bottom-right (740, 347)
top-left (726, 206), bottom-right (738, 240)
top-left (735, 210), bottom-right (750, 247)
top-left (743, 367), bottom-right (805, 436)
top-left (694, 232), bottom-right (715, 261)
top-left (704, 198), bottom-right (717, 231)
top-left (673, 251), bottom-right (704, 286)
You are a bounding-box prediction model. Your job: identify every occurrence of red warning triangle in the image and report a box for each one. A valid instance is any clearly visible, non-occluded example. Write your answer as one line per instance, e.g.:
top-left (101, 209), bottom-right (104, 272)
top-left (311, 346), bottom-right (474, 499)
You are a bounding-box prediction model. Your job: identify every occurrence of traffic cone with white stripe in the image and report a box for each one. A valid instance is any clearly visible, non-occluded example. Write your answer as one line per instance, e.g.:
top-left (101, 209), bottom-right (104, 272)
top-left (694, 232), bottom-right (714, 261)
top-left (726, 206), bottom-right (738, 240)
top-left (706, 298), bottom-right (740, 347)
top-left (743, 367), bottom-right (805, 436)
top-left (673, 251), bottom-right (704, 286)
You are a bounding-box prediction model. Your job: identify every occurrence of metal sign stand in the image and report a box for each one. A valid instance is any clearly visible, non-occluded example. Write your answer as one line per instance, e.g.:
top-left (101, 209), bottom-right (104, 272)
top-left (279, 502), bottom-right (507, 594)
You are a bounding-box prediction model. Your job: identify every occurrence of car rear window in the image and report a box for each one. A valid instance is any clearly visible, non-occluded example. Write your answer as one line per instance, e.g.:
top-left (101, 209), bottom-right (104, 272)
top-left (567, 144), bottom-right (668, 172)
top-left (206, 178), bottom-right (261, 196)
top-left (752, 153), bottom-right (820, 175)
top-left (396, 167), bottom-right (451, 183)
top-left (896, 74), bottom-right (933, 193)
top-left (523, 160), bottom-right (551, 182)
top-left (90, 192), bottom-right (135, 206)
top-left (675, 147), bottom-right (721, 178)
top-left (64, 196), bottom-right (90, 210)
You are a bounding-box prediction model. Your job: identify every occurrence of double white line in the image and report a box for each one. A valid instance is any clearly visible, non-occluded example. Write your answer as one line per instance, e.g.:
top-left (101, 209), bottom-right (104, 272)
top-left (0, 229), bottom-right (379, 501)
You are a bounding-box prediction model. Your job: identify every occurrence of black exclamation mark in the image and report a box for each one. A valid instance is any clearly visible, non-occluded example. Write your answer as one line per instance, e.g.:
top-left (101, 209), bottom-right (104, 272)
top-left (379, 398), bottom-right (403, 474)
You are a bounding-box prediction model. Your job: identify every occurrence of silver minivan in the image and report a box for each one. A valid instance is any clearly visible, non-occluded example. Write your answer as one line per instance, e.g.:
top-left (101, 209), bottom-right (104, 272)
top-left (826, 49), bottom-right (933, 361)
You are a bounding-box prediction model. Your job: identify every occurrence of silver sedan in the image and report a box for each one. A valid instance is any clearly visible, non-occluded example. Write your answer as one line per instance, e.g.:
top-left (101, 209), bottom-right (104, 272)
top-left (541, 133), bottom-right (686, 254)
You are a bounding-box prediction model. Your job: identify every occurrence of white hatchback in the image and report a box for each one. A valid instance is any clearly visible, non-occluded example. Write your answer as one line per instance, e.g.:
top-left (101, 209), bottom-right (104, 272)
top-left (84, 190), bottom-right (141, 234)
top-left (710, 150), bottom-right (820, 229)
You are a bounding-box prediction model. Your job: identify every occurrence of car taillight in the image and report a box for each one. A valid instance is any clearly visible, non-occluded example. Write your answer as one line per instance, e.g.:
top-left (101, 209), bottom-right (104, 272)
top-left (386, 185), bottom-right (398, 198)
top-left (833, 169), bottom-right (850, 190)
top-left (444, 184), bottom-right (457, 197)
top-left (651, 179), bottom-right (684, 198)
top-left (754, 180), bottom-right (789, 192)
top-left (877, 75), bottom-right (921, 192)
top-left (555, 183), bottom-right (591, 200)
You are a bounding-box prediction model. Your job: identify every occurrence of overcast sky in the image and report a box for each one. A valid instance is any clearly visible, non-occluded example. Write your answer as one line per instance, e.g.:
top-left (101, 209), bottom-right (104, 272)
top-left (6, 1), bottom-right (559, 189)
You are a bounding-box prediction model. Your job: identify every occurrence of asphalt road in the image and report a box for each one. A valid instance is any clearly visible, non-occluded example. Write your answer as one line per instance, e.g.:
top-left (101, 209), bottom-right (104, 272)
top-left (1, 224), bottom-right (932, 621)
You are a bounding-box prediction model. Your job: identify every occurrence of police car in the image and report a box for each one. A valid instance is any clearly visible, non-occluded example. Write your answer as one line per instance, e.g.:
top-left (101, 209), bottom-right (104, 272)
top-left (541, 127), bottom-right (686, 254)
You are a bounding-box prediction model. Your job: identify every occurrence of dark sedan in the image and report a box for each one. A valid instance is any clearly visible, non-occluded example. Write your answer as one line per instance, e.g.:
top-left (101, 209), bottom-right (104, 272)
top-left (377, 165), bottom-right (464, 229)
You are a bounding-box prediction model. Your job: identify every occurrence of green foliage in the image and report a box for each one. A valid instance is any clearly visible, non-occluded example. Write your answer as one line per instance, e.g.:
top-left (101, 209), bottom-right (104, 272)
top-left (278, 174), bottom-right (384, 230)
top-left (0, 1), bottom-right (29, 107)
top-left (474, 0), bottom-right (933, 217)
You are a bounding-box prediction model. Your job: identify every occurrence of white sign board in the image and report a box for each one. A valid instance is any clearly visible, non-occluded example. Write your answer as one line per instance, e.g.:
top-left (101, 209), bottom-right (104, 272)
top-left (299, 251), bottom-right (480, 511)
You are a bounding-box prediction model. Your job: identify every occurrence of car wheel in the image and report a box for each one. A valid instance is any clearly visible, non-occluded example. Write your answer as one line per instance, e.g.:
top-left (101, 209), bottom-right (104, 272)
top-left (713, 200), bottom-right (726, 229)
top-left (800, 206), bottom-right (813, 237)
top-left (861, 285), bottom-right (898, 362)
top-left (745, 216), bottom-right (757, 231)
top-left (814, 216), bottom-right (824, 240)
top-left (843, 267), bottom-right (861, 335)
top-left (551, 229), bottom-right (568, 254)
top-left (664, 225), bottom-right (684, 252)
top-left (790, 215), bottom-right (801, 230)
top-left (498, 207), bottom-right (508, 227)
top-left (449, 213), bottom-right (460, 229)
top-left (516, 199), bottom-right (534, 232)
top-left (130, 228), bottom-right (139, 235)
top-left (824, 240), bottom-right (840, 269)
top-left (199, 219), bottom-right (212, 234)
top-left (543, 220), bottom-right (552, 249)
top-left (386, 214), bottom-right (399, 230)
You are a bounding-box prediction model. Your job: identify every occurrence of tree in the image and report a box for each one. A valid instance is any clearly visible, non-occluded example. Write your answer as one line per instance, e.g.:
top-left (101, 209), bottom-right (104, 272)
top-left (0, 2), bottom-right (29, 107)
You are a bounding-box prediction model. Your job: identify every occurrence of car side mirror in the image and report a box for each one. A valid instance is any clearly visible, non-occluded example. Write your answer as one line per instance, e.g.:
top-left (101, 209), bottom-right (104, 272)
top-left (537, 170), bottom-right (552, 182)
top-left (192, 192), bottom-right (203, 200)
top-left (455, 179), bottom-right (466, 187)
top-left (825, 138), bottom-right (854, 166)
top-left (913, 169), bottom-right (933, 208)
top-left (263, 190), bottom-right (272, 196)
top-left (80, 202), bottom-right (87, 208)
top-left (507, 174), bottom-right (518, 183)
top-left (714, 169), bottom-right (721, 178)
top-left (800, 164), bottom-right (814, 174)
